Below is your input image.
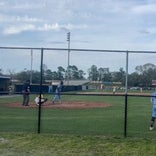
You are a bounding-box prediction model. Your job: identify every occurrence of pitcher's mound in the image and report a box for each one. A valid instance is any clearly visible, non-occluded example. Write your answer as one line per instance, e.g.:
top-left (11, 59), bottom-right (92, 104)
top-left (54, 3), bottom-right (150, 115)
top-left (6, 101), bottom-right (112, 109)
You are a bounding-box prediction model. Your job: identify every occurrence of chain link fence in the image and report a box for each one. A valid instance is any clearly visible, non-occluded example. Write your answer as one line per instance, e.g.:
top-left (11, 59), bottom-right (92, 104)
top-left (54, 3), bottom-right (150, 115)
top-left (0, 46), bottom-right (156, 137)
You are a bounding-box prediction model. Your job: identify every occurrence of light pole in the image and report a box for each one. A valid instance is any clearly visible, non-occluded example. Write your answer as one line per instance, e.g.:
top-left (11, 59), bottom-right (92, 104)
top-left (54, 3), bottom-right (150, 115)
top-left (67, 32), bottom-right (70, 85)
top-left (30, 49), bottom-right (33, 84)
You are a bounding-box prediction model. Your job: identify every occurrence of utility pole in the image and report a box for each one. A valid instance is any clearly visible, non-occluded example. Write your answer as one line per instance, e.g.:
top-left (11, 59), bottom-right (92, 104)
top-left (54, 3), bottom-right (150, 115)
top-left (30, 49), bottom-right (33, 84)
top-left (67, 32), bottom-right (70, 85)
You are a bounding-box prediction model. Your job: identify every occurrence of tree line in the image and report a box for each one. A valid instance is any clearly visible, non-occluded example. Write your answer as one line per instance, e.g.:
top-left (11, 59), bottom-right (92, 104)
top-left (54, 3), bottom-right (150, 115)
top-left (1, 63), bottom-right (156, 87)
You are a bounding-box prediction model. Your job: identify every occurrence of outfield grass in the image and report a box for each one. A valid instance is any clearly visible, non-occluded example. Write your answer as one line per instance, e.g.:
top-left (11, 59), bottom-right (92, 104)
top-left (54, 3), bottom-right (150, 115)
top-left (0, 93), bottom-right (154, 138)
top-left (0, 94), bottom-right (124, 136)
top-left (1, 93), bottom-right (156, 155)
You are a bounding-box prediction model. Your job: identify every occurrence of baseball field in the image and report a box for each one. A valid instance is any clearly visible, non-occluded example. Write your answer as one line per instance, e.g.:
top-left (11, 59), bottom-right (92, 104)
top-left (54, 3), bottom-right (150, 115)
top-left (1, 91), bottom-right (156, 155)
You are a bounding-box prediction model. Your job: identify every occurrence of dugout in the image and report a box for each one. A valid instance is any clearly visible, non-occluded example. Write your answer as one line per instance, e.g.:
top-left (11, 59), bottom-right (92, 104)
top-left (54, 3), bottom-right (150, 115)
top-left (15, 84), bottom-right (48, 94)
top-left (0, 76), bottom-right (11, 94)
top-left (14, 83), bottom-right (82, 94)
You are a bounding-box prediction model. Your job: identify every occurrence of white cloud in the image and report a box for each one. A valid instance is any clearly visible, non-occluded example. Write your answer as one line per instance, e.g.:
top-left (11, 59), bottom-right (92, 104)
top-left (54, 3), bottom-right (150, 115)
top-left (3, 23), bottom-right (88, 35)
top-left (132, 3), bottom-right (156, 14)
top-left (3, 24), bottom-right (36, 35)
top-left (0, 14), bottom-right (43, 23)
top-left (2, 1), bottom-right (46, 10)
top-left (60, 23), bottom-right (88, 31)
top-left (0, 1), bottom-right (5, 6)
top-left (15, 15), bottom-right (43, 22)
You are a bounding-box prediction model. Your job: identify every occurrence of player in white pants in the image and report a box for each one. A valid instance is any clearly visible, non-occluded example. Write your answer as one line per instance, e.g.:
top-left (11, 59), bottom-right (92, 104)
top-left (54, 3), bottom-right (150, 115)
top-left (35, 94), bottom-right (47, 106)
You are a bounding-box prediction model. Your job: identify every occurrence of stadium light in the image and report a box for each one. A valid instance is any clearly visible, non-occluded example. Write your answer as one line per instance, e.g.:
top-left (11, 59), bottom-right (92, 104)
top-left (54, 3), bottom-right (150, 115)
top-left (30, 49), bottom-right (33, 84)
top-left (67, 32), bottom-right (70, 85)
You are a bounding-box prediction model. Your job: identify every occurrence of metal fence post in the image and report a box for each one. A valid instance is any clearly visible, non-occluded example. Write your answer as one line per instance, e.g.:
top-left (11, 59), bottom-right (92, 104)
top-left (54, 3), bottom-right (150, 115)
top-left (124, 94), bottom-right (128, 137)
top-left (38, 48), bottom-right (44, 133)
top-left (124, 51), bottom-right (129, 137)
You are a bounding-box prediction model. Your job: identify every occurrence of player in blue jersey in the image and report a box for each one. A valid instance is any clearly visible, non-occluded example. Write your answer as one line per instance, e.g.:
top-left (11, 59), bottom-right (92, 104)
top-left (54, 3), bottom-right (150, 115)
top-left (52, 80), bottom-right (63, 104)
top-left (149, 90), bottom-right (156, 130)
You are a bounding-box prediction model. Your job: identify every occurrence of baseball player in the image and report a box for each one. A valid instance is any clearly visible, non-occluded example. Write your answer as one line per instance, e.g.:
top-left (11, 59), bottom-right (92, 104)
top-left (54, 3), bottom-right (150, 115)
top-left (149, 89), bottom-right (156, 130)
top-left (22, 80), bottom-right (31, 106)
top-left (52, 80), bottom-right (63, 104)
top-left (35, 94), bottom-right (48, 106)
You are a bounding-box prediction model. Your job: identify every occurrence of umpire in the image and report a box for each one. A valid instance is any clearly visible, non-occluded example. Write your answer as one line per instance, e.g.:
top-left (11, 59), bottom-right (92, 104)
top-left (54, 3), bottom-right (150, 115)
top-left (22, 80), bottom-right (31, 106)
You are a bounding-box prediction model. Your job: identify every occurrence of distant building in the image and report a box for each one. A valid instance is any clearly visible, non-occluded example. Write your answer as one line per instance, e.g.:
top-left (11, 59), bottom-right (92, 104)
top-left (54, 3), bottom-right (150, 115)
top-left (152, 80), bottom-right (156, 86)
top-left (45, 80), bottom-right (90, 86)
top-left (0, 76), bottom-right (11, 93)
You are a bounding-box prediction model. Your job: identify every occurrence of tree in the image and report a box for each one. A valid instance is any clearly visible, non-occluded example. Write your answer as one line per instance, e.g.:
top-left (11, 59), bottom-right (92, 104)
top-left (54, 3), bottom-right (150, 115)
top-left (66, 65), bottom-right (85, 80)
top-left (15, 70), bottom-right (31, 83)
top-left (57, 66), bottom-right (65, 80)
top-left (71, 65), bottom-right (79, 79)
top-left (5, 62), bottom-right (156, 87)
top-left (78, 70), bottom-right (86, 79)
top-left (128, 72), bottom-right (140, 87)
top-left (0, 68), bottom-right (3, 75)
top-left (135, 63), bottom-right (156, 87)
top-left (52, 71), bottom-right (59, 80)
top-left (88, 65), bottom-right (98, 81)
top-left (135, 63), bottom-right (156, 74)
top-left (98, 67), bottom-right (111, 81)
top-left (68, 65), bottom-right (79, 80)
top-left (31, 71), bottom-right (41, 83)
top-left (111, 68), bottom-right (125, 85)
top-left (143, 63), bottom-right (156, 71)
top-left (135, 65), bottom-right (143, 74)
top-left (44, 69), bottom-right (53, 80)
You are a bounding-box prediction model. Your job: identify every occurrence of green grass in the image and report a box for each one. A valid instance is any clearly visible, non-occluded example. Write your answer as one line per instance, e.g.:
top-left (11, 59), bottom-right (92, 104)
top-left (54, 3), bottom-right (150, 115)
top-left (1, 93), bottom-right (156, 155)
top-left (0, 93), bottom-right (154, 138)
top-left (1, 132), bottom-right (156, 156)
top-left (0, 94), bottom-right (125, 136)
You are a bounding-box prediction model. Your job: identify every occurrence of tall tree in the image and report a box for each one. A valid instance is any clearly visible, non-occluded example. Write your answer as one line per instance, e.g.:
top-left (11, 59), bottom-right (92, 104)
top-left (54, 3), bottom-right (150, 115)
top-left (128, 72), bottom-right (140, 87)
top-left (88, 65), bottom-right (98, 81)
top-left (135, 65), bottom-right (143, 74)
top-left (69, 65), bottom-right (79, 79)
top-left (135, 63), bottom-right (156, 87)
top-left (57, 66), bottom-right (65, 80)
top-left (78, 70), bottom-right (86, 79)
top-left (66, 65), bottom-right (85, 80)
top-left (44, 69), bottom-right (53, 80)
top-left (31, 71), bottom-right (42, 83)
top-left (111, 68), bottom-right (125, 85)
top-left (14, 71), bottom-right (29, 83)
top-left (98, 67), bottom-right (110, 81)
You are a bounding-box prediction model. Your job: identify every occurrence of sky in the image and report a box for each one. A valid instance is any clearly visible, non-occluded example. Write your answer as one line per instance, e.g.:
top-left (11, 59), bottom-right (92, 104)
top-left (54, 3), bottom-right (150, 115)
top-left (1, 0), bottom-right (156, 75)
